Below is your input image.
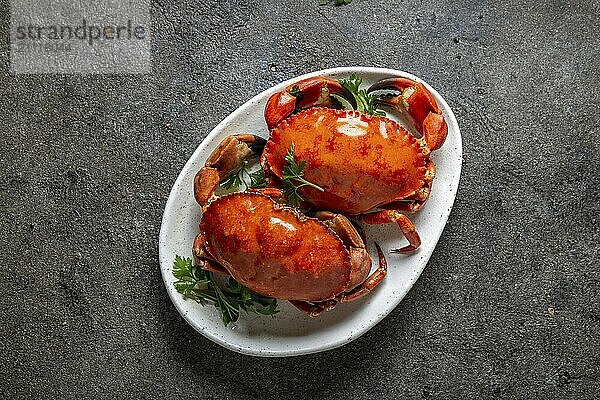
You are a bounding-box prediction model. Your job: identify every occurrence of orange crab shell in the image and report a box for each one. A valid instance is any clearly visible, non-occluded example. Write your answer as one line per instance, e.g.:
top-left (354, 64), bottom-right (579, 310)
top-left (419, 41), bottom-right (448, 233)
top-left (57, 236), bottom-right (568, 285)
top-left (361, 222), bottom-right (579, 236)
top-left (199, 192), bottom-right (353, 301)
top-left (262, 108), bottom-right (430, 215)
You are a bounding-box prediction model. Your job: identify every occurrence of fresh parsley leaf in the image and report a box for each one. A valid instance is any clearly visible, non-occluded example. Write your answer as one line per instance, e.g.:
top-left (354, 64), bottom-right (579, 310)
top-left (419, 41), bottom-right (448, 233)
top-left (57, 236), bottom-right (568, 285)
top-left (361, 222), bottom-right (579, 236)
top-left (248, 168), bottom-right (267, 189)
top-left (220, 167), bottom-right (245, 190)
top-left (339, 73), bottom-right (386, 116)
top-left (172, 256), bottom-right (279, 325)
top-left (289, 85), bottom-right (304, 113)
top-left (282, 143), bottom-right (324, 207)
top-left (220, 161), bottom-right (267, 191)
top-left (289, 85), bottom-right (301, 97)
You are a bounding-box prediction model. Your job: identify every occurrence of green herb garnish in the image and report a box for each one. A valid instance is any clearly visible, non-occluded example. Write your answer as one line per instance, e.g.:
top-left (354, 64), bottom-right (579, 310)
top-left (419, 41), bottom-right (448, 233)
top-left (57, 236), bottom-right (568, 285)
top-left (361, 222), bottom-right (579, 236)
top-left (339, 73), bottom-right (386, 116)
top-left (248, 168), bottom-right (266, 189)
top-left (173, 256), bottom-right (279, 326)
top-left (289, 85), bottom-right (304, 113)
top-left (220, 161), bottom-right (267, 191)
top-left (220, 168), bottom-right (244, 190)
top-left (289, 85), bottom-right (301, 97)
top-left (282, 144), bottom-right (324, 207)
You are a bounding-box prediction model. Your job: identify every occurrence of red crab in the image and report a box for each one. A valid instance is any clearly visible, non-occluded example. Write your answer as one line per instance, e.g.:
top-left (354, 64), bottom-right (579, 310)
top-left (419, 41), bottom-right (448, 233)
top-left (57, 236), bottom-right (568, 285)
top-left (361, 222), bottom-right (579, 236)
top-left (190, 74), bottom-right (448, 315)
top-left (261, 76), bottom-right (448, 252)
top-left (193, 134), bottom-right (388, 316)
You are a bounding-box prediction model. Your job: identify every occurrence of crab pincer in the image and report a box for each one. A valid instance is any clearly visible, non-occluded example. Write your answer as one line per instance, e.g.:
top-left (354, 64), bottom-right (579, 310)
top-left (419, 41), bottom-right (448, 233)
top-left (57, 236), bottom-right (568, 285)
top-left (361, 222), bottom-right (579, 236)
top-left (193, 134), bottom-right (266, 208)
top-left (265, 77), bottom-right (357, 130)
top-left (368, 77), bottom-right (448, 151)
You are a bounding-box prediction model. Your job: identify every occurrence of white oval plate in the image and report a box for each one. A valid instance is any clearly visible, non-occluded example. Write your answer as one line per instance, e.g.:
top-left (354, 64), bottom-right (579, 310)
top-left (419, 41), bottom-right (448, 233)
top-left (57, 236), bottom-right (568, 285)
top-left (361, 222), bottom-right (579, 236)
top-left (159, 67), bottom-right (462, 357)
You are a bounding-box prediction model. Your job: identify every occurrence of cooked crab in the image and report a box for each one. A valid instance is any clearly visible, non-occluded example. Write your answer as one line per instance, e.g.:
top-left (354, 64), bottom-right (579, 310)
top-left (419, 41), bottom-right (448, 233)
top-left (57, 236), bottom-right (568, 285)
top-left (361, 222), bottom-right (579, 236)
top-left (192, 134), bottom-right (387, 316)
top-left (261, 76), bottom-right (448, 252)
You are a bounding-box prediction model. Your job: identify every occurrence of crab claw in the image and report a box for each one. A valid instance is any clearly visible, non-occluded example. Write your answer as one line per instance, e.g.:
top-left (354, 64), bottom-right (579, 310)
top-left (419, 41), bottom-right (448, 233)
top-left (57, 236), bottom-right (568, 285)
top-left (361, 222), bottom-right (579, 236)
top-left (368, 77), bottom-right (448, 151)
top-left (194, 134), bottom-right (266, 208)
top-left (265, 77), bottom-right (356, 130)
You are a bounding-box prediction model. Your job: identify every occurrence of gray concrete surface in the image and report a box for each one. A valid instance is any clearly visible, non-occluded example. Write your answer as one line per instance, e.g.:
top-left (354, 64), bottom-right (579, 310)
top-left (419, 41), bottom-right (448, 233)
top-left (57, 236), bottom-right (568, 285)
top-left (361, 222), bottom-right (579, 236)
top-left (1, 0), bottom-right (598, 398)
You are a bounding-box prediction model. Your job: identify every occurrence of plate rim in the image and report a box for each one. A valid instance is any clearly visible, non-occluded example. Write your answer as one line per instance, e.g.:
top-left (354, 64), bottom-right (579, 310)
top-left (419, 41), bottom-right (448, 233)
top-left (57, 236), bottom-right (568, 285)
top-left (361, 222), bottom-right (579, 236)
top-left (159, 66), bottom-right (462, 357)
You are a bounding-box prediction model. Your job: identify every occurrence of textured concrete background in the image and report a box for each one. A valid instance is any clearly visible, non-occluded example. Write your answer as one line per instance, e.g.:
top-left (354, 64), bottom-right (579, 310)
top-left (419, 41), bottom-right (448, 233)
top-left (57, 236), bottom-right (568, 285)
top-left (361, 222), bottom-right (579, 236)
top-left (1, 0), bottom-right (598, 398)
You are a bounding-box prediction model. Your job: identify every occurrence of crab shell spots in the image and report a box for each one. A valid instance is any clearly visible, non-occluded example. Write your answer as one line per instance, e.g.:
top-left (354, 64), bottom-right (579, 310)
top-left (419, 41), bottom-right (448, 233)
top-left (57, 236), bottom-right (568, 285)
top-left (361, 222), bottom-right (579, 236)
top-left (199, 193), bottom-right (351, 301)
top-left (263, 108), bottom-right (429, 215)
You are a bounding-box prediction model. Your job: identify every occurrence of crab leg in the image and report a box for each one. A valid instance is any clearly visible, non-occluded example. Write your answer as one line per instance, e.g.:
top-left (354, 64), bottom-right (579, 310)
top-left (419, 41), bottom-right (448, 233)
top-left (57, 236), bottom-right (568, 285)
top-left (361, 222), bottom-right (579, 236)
top-left (290, 243), bottom-right (387, 317)
top-left (290, 210), bottom-right (372, 317)
top-left (265, 77), bottom-right (356, 129)
top-left (192, 233), bottom-right (230, 275)
top-left (368, 77), bottom-right (448, 151)
top-left (193, 134), bottom-right (266, 208)
top-left (382, 160), bottom-right (436, 213)
top-left (289, 299), bottom-right (338, 317)
top-left (340, 243), bottom-right (388, 302)
top-left (358, 210), bottom-right (421, 252)
top-left (314, 211), bottom-right (372, 290)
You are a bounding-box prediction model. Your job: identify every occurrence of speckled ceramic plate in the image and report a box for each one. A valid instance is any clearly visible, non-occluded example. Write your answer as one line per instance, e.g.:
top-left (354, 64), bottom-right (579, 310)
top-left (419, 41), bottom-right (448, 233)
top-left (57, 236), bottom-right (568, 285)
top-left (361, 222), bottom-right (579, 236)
top-left (159, 67), bottom-right (462, 357)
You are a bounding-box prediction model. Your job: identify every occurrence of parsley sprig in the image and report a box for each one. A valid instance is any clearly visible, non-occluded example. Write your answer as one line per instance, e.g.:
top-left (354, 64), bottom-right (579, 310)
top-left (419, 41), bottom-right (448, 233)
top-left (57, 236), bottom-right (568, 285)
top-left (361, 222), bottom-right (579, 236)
top-left (289, 85), bottom-right (301, 97)
top-left (282, 144), bottom-right (324, 207)
top-left (339, 74), bottom-right (386, 116)
top-left (173, 256), bottom-right (279, 326)
top-left (220, 161), bottom-right (267, 191)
